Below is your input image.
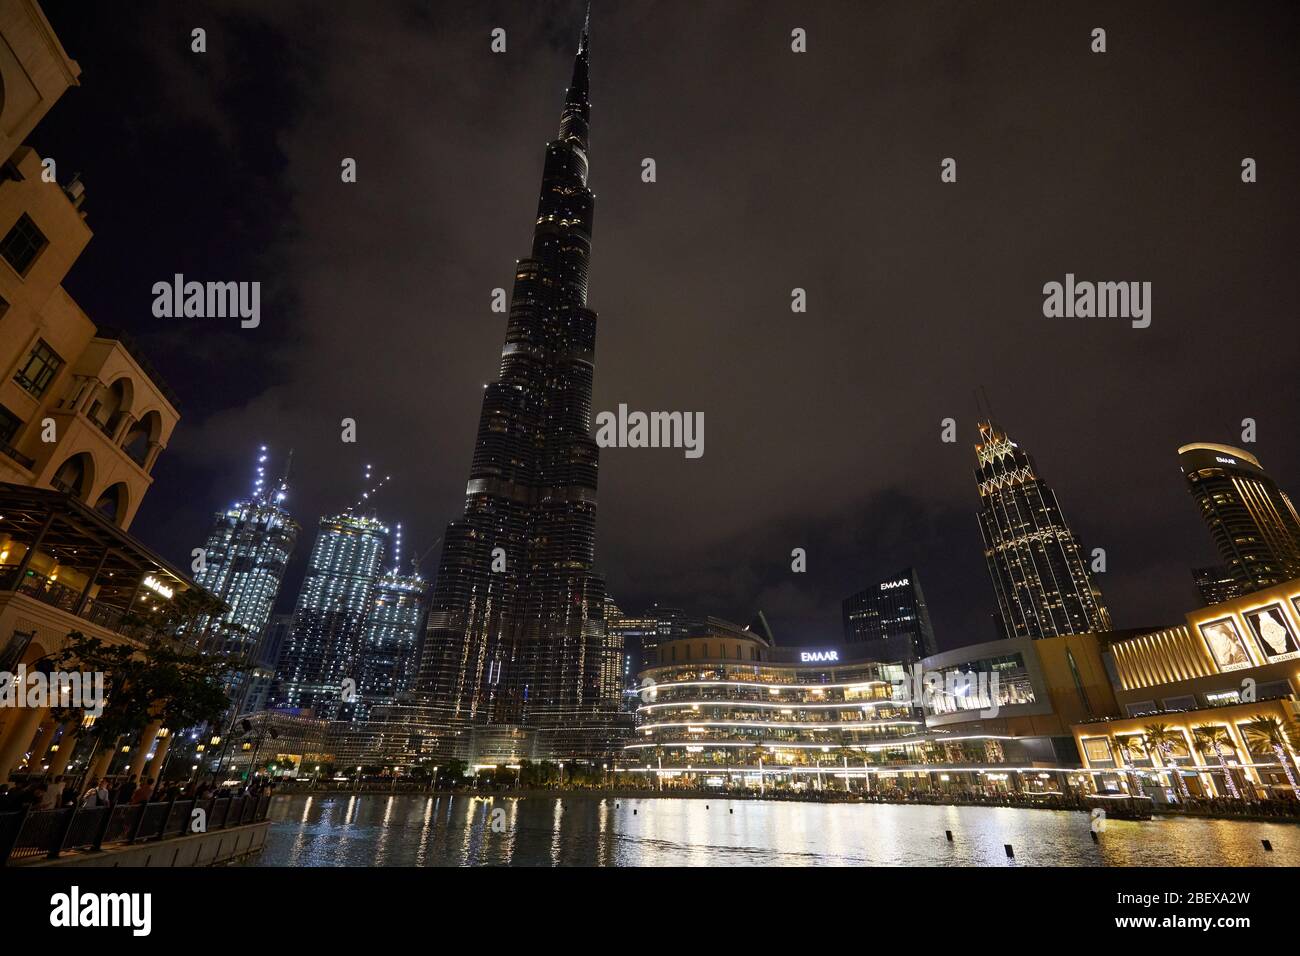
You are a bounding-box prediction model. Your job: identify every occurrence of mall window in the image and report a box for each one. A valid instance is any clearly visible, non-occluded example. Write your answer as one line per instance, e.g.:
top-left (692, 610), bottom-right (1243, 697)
top-left (13, 339), bottom-right (64, 398)
top-left (0, 214), bottom-right (49, 275)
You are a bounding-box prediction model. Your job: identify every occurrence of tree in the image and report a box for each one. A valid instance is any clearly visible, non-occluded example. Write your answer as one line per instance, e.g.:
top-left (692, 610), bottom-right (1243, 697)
top-left (1243, 716), bottom-right (1300, 798)
top-left (1110, 735), bottom-right (1145, 797)
top-left (51, 617), bottom-right (234, 778)
top-left (1191, 725), bottom-right (1241, 799)
top-left (1143, 723), bottom-right (1190, 799)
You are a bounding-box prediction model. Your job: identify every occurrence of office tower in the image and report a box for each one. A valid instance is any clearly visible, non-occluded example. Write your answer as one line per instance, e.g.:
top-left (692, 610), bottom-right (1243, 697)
top-left (355, 565), bottom-right (427, 720)
top-left (1192, 564), bottom-right (1251, 607)
top-left (190, 448), bottom-right (299, 678)
top-left (272, 511), bottom-right (388, 720)
top-left (974, 420), bottom-right (1111, 639)
top-left (842, 567), bottom-right (938, 662)
top-left (414, 11), bottom-right (625, 759)
top-left (1179, 443), bottom-right (1300, 593)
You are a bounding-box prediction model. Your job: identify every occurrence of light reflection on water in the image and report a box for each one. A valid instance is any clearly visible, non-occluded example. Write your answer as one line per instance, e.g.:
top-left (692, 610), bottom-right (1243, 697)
top-left (251, 794), bottom-right (1300, 867)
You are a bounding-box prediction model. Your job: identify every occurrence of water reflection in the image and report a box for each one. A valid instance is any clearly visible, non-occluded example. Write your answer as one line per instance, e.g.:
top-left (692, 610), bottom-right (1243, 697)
top-left (252, 794), bottom-right (1298, 867)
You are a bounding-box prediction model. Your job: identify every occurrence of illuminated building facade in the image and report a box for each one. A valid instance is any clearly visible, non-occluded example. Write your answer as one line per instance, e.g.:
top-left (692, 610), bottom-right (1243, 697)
top-left (624, 626), bottom-right (1133, 795)
top-left (842, 567), bottom-right (938, 662)
top-left (974, 420), bottom-right (1111, 639)
top-left (1179, 443), bottom-right (1300, 594)
top-left (917, 634), bottom-right (1121, 774)
top-left (355, 568), bottom-right (427, 720)
top-left (1075, 577), bottom-right (1300, 801)
top-left (189, 449), bottom-right (299, 687)
top-left (271, 512), bottom-right (388, 720)
top-left (414, 14), bottom-right (625, 760)
top-left (627, 632), bottom-right (929, 789)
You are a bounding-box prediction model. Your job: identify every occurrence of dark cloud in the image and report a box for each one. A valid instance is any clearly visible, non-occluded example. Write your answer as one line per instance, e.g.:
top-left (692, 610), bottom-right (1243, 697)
top-left (35, 1), bottom-right (1300, 649)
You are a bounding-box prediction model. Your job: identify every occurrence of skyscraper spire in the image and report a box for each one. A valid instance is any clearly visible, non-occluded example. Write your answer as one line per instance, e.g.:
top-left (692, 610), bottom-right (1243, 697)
top-left (561, 5), bottom-right (591, 151)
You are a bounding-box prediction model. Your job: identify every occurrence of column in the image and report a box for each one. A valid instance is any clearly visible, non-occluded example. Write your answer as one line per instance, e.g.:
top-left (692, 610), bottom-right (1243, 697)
top-left (78, 379), bottom-right (104, 415)
top-left (143, 440), bottom-right (164, 472)
top-left (47, 726), bottom-right (79, 777)
top-left (0, 704), bottom-right (49, 781)
top-left (111, 414), bottom-right (135, 443)
top-left (23, 720), bottom-right (60, 771)
top-left (144, 732), bottom-right (173, 782)
top-left (85, 736), bottom-right (119, 781)
top-left (126, 720), bottom-right (163, 780)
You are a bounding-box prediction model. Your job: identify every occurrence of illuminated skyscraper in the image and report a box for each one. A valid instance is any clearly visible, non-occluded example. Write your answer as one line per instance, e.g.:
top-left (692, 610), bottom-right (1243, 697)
top-left (415, 11), bottom-right (627, 759)
top-left (354, 525), bottom-right (427, 720)
top-left (189, 447), bottom-right (299, 694)
top-left (842, 568), bottom-right (938, 662)
top-left (272, 511), bottom-right (389, 720)
top-left (1179, 443), bottom-right (1300, 593)
top-left (974, 420), bottom-right (1111, 639)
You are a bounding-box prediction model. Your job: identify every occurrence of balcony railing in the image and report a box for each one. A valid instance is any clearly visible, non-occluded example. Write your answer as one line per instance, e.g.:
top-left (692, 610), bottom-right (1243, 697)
top-left (0, 567), bottom-right (130, 637)
top-left (0, 439), bottom-right (34, 471)
top-left (0, 794), bottom-right (273, 865)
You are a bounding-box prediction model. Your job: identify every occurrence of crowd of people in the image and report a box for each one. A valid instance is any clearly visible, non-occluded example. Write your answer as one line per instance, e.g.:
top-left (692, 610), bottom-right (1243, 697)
top-left (1158, 794), bottom-right (1300, 819)
top-left (0, 773), bottom-right (276, 815)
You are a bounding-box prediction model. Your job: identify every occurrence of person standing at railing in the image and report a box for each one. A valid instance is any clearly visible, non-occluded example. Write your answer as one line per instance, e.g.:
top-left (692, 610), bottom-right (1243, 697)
top-left (115, 774), bottom-right (137, 805)
top-left (80, 778), bottom-right (104, 808)
top-left (38, 776), bottom-right (63, 809)
top-left (131, 777), bottom-right (154, 804)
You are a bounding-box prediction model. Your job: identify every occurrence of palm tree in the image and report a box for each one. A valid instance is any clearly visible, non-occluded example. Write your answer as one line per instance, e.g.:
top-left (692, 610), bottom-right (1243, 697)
top-left (1191, 724), bottom-right (1241, 799)
top-left (835, 744), bottom-right (855, 793)
top-left (1143, 723), bottom-right (1190, 799)
top-left (1243, 716), bottom-right (1300, 797)
top-left (1110, 735), bottom-right (1144, 797)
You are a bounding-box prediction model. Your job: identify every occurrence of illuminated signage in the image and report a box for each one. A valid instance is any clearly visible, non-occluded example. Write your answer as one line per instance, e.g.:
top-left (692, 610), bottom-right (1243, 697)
top-left (143, 575), bottom-right (175, 600)
top-left (1215, 456), bottom-right (1237, 465)
top-left (800, 650), bottom-right (839, 663)
top-left (880, 578), bottom-right (910, 591)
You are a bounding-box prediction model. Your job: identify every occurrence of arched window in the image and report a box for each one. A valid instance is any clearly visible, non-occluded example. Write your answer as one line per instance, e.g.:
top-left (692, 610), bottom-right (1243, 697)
top-left (121, 409), bottom-right (162, 467)
top-left (51, 452), bottom-right (94, 499)
top-left (93, 482), bottom-right (129, 525)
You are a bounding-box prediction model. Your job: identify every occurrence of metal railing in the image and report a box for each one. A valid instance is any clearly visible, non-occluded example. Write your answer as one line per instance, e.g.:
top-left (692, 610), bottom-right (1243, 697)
top-left (0, 794), bottom-right (272, 865)
top-left (0, 567), bottom-right (130, 636)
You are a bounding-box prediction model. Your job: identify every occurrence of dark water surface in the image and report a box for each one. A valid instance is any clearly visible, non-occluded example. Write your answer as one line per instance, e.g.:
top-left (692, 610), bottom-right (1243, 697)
top-left (249, 793), bottom-right (1300, 866)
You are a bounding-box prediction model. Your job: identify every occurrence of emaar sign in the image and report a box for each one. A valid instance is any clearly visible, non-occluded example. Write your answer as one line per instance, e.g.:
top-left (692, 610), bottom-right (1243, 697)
top-left (799, 650), bottom-right (839, 663)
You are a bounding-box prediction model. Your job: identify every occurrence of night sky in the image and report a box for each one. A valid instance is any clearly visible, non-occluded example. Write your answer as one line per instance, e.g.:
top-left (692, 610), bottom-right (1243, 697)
top-left (29, 1), bottom-right (1300, 650)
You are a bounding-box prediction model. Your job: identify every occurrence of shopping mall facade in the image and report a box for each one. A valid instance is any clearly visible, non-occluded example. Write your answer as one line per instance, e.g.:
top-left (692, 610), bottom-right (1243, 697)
top-left (622, 581), bottom-right (1300, 801)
